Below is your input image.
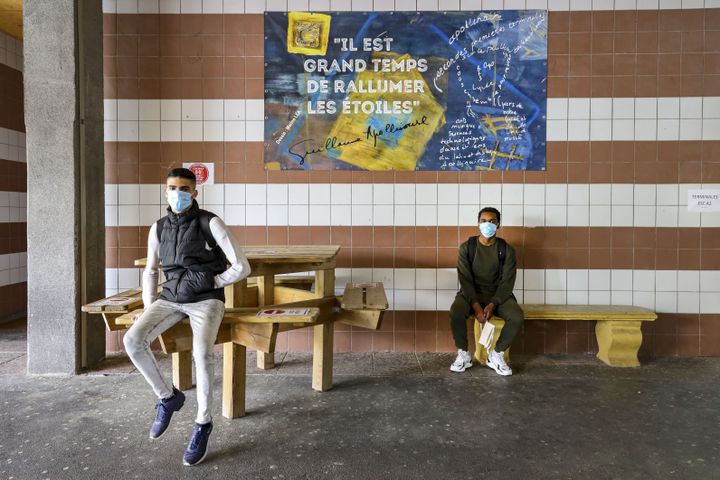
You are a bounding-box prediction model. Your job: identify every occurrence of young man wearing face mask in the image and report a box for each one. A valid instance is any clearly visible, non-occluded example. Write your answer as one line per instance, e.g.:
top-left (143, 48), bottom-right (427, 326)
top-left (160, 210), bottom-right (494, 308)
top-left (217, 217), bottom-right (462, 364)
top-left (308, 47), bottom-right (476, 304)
top-left (123, 168), bottom-right (251, 466)
top-left (448, 207), bottom-right (523, 376)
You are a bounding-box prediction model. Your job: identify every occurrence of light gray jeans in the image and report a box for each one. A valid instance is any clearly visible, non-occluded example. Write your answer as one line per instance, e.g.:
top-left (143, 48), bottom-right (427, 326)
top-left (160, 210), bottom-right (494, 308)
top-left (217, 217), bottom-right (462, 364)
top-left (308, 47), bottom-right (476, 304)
top-left (123, 298), bottom-right (225, 424)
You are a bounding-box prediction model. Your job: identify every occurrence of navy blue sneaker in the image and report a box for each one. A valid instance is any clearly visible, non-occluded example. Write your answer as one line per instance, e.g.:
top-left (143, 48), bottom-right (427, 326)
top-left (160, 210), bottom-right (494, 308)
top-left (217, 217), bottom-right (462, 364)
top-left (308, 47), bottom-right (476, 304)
top-left (149, 387), bottom-right (185, 439)
top-left (183, 422), bottom-right (213, 466)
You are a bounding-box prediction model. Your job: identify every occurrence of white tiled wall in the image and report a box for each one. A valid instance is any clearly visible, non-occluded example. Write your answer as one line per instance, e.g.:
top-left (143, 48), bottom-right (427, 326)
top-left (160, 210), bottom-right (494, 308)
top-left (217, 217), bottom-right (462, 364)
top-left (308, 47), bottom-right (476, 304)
top-left (104, 99), bottom-right (264, 142)
top-left (0, 32), bottom-right (22, 72)
top-left (104, 267), bottom-right (720, 313)
top-left (105, 97), bottom-right (720, 143)
top-left (0, 128), bottom-right (27, 163)
top-left (104, 182), bottom-right (720, 228)
top-left (0, 252), bottom-right (27, 287)
top-left (0, 191), bottom-right (27, 224)
top-left (548, 97), bottom-right (720, 142)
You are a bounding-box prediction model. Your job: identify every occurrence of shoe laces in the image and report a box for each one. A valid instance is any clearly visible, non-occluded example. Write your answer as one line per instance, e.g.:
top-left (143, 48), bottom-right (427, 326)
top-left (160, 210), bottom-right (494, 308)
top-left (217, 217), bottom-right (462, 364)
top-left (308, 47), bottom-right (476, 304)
top-left (492, 351), bottom-right (507, 365)
top-left (189, 424), bottom-right (208, 450)
top-left (155, 401), bottom-right (171, 422)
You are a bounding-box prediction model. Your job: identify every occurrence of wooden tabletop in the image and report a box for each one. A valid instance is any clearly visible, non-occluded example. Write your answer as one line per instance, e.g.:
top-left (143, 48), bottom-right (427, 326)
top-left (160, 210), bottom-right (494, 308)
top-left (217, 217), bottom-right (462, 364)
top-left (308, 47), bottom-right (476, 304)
top-left (134, 245), bottom-right (341, 267)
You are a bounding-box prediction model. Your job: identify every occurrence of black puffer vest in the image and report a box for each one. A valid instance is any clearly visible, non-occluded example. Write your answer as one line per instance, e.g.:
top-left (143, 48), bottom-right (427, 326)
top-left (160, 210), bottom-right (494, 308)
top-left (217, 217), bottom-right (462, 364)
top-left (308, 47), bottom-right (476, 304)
top-left (158, 201), bottom-right (226, 304)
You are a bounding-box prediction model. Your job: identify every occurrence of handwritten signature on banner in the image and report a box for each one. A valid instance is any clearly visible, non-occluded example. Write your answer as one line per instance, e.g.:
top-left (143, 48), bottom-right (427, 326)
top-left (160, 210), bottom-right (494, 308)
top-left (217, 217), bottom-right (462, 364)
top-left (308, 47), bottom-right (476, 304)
top-left (289, 116), bottom-right (430, 165)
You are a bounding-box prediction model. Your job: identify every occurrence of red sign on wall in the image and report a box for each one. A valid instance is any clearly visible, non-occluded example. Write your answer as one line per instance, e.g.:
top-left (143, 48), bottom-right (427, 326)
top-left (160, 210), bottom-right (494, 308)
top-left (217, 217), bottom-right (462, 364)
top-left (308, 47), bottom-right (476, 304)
top-left (182, 162), bottom-right (214, 185)
top-left (188, 164), bottom-right (208, 184)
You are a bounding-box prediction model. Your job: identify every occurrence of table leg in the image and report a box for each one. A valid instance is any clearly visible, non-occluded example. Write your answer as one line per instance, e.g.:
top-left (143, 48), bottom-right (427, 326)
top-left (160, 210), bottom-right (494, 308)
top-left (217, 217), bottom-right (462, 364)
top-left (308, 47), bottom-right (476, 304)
top-left (258, 274), bottom-right (275, 305)
top-left (312, 322), bottom-right (334, 391)
top-left (315, 269), bottom-right (335, 298)
top-left (172, 351), bottom-right (193, 390)
top-left (224, 278), bottom-right (250, 308)
top-left (222, 342), bottom-right (246, 419)
top-left (256, 351), bottom-right (275, 369)
top-left (257, 274), bottom-right (276, 370)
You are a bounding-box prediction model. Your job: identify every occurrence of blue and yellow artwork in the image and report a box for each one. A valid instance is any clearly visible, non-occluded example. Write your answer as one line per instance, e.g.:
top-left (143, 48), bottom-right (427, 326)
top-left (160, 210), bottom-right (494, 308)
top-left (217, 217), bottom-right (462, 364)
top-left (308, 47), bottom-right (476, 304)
top-left (264, 11), bottom-right (547, 171)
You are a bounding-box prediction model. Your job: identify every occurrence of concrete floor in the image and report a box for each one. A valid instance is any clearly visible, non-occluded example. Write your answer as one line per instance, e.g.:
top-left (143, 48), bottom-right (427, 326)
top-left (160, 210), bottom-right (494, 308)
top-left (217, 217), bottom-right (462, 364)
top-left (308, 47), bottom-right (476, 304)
top-left (1, 320), bottom-right (719, 479)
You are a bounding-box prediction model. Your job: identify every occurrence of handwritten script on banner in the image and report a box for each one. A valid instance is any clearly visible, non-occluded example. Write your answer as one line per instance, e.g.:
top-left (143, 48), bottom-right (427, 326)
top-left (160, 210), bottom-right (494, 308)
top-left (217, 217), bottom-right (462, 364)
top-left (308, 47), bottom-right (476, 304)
top-left (264, 11), bottom-right (548, 171)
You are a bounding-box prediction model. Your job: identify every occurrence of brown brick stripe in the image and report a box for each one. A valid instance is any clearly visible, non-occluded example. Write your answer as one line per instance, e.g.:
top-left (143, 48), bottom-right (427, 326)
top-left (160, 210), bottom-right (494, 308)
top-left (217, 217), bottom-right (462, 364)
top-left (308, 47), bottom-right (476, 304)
top-left (105, 225), bottom-right (720, 270)
top-left (103, 13), bottom-right (263, 99)
top-left (102, 10), bottom-right (720, 99)
top-left (0, 282), bottom-right (26, 319)
top-left (548, 8), bottom-right (720, 97)
top-left (103, 140), bottom-right (720, 184)
top-left (0, 223), bottom-right (26, 255)
top-left (0, 63), bottom-right (24, 132)
top-left (0, 160), bottom-right (27, 192)
top-left (1, 58), bottom-right (28, 323)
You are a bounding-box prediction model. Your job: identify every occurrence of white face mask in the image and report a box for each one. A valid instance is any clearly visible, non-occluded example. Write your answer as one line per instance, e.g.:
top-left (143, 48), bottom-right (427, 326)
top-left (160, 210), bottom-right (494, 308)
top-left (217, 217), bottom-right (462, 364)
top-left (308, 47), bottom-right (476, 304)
top-left (479, 222), bottom-right (497, 238)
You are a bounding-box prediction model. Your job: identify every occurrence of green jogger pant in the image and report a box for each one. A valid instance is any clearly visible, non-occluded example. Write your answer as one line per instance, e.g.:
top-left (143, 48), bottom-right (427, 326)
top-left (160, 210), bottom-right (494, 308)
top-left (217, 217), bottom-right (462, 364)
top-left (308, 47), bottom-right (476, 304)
top-left (449, 293), bottom-right (524, 352)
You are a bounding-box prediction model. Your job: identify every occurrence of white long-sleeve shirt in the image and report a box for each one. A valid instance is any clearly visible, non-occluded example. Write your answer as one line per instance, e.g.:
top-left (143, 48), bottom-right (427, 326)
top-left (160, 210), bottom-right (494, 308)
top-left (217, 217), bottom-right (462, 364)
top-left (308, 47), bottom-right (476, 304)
top-left (142, 217), bottom-right (251, 307)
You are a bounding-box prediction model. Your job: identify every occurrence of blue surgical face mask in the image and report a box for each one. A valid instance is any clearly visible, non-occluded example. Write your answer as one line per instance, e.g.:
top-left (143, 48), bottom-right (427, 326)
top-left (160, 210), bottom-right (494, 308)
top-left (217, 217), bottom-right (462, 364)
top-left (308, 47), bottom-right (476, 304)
top-left (167, 190), bottom-right (193, 212)
top-left (479, 221), bottom-right (497, 238)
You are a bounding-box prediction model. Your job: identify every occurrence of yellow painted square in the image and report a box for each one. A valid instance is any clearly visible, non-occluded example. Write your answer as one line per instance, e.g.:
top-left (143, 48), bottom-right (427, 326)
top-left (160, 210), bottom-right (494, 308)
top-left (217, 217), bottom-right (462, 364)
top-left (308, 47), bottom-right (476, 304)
top-left (287, 12), bottom-right (331, 56)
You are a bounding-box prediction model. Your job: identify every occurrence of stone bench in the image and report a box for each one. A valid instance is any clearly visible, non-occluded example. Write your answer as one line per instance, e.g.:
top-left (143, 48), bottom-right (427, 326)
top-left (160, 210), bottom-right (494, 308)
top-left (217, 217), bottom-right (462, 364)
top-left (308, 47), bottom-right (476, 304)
top-left (472, 304), bottom-right (657, 367)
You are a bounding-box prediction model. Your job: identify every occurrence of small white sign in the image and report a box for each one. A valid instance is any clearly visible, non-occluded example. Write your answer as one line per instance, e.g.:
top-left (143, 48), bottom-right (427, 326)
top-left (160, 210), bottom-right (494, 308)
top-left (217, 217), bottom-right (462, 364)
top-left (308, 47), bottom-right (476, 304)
top-left (183, 162), bottom-right (214, 185)
top-left (687, 189), bottom-right (720, 212)
top-left (257, 308), bottom-right (311, 317)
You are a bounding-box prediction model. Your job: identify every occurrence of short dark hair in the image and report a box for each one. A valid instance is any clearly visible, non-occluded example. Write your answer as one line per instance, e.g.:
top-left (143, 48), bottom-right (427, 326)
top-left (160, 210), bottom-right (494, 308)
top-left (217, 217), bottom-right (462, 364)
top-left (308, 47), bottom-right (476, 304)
top-left (478, 206), bottom-right (501, 224)
top-left (167, 167), bottom-right (196, 184)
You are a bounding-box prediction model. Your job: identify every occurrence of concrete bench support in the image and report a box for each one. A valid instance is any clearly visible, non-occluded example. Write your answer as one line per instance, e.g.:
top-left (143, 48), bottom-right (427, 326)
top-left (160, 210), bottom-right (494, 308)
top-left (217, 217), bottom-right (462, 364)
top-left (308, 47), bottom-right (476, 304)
top-left (596, 320), bottom-right (644, 367)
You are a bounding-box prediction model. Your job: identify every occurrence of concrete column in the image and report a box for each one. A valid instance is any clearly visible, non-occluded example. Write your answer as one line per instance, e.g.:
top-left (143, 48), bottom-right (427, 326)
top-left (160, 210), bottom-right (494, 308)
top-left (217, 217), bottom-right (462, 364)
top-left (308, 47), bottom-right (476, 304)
top-left (24, 0), bottom-right (105, 373)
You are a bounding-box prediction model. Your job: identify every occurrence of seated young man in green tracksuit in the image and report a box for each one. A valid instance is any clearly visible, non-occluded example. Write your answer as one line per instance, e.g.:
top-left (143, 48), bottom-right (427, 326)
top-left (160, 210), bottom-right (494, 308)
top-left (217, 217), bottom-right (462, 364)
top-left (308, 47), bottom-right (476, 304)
top-left (449, 207), bottom-right (523, 376)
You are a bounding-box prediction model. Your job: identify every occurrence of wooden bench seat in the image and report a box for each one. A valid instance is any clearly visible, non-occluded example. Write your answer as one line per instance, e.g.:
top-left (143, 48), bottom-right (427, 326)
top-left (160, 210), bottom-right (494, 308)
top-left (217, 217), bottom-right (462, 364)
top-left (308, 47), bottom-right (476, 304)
top-left (341, 282), bottom-right (389, 310)
top-left (473, 304), bottom-right (657, 367)
top-left (114, 295), bottom-right (385, 361)
top-left (81, 288), bottom-right (145, 331)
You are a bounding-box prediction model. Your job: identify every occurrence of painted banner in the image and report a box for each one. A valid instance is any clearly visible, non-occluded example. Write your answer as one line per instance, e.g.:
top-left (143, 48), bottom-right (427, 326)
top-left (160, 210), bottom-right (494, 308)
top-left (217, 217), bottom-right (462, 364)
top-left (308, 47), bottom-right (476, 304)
top-left (264, 11), bottom-right (547, 171)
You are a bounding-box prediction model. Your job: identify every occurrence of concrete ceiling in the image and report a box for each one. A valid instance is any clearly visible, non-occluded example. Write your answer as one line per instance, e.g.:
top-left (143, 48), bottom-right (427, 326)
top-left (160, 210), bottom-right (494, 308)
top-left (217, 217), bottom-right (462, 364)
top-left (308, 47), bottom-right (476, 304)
top-left (0, 0), bottom-right (22, 40)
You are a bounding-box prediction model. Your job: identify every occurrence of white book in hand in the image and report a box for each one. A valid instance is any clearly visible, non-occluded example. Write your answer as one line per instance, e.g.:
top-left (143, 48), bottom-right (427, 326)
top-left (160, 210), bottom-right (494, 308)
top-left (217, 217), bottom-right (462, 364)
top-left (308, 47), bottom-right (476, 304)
top-left (478, 321), bottom-right (495, 352)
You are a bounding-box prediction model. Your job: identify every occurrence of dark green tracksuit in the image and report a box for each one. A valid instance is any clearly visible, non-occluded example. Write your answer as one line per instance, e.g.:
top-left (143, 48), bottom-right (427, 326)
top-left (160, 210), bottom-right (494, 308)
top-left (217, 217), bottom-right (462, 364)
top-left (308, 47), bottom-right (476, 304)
top-left (449, 237), bottom-right (524, 352)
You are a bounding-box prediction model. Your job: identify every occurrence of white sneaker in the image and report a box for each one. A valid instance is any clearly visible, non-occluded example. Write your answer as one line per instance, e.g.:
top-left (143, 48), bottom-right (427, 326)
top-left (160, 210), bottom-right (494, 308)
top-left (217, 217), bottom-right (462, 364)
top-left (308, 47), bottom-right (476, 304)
top-left (450, 349), bottom-right (472, 372)
top-left (487, 350), bottom-right (512, 376)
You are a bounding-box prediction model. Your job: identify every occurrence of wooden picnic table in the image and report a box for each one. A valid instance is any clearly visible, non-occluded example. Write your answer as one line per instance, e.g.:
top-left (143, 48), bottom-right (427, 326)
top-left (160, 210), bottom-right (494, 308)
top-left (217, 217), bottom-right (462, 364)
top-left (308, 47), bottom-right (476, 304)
top-left (86, 245), bottom-right (388, 419)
